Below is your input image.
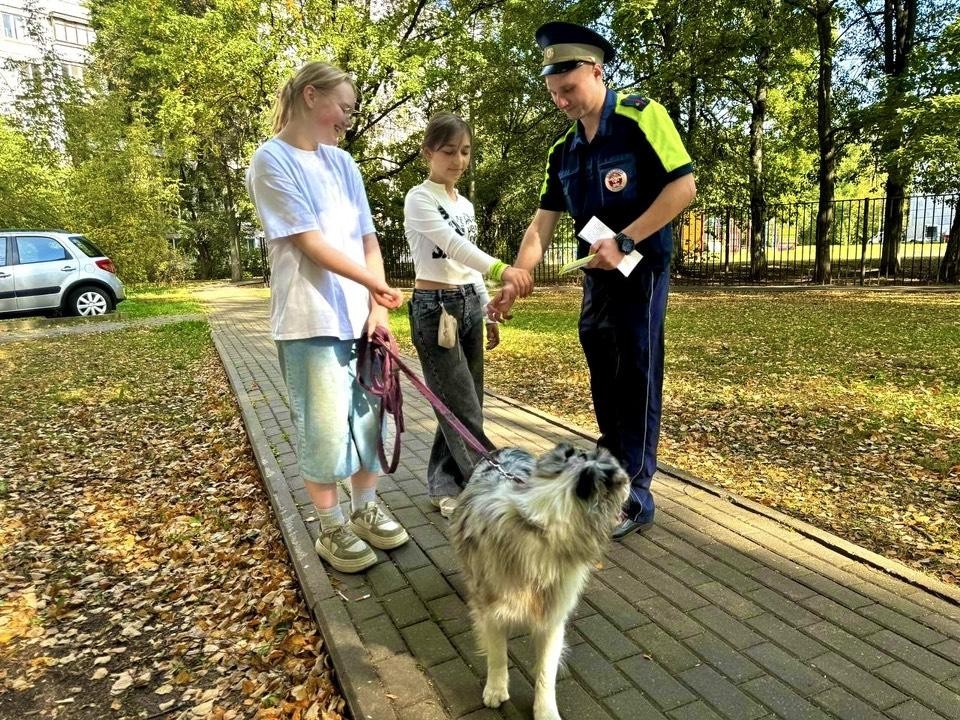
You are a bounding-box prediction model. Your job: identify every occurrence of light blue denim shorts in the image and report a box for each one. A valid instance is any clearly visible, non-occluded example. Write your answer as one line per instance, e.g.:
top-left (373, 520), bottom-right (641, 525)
top-left (275, 337), bottom-right (382, 483)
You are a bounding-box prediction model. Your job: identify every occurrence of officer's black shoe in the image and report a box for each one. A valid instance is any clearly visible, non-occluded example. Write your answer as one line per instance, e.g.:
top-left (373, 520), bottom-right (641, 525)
top-left (612, 510), bottom-right (654, 540)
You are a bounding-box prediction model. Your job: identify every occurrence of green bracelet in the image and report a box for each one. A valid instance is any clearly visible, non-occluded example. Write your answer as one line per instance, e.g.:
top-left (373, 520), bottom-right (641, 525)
top-left (488, 259), bottom-right (508, 282)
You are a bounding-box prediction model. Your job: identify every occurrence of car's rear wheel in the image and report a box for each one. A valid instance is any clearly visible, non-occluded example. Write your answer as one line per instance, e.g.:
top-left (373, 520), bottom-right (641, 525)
top-left (67, 286), bottom-right (114, 316)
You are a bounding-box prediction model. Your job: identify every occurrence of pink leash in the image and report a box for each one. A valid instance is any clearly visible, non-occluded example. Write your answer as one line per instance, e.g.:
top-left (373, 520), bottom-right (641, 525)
top-left (357, 326), bottom-right (495, 475)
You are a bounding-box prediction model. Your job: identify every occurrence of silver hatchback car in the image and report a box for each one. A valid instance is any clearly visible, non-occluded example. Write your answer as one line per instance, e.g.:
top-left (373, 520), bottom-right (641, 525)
top-left (0, 230), bottom-right (126, 317)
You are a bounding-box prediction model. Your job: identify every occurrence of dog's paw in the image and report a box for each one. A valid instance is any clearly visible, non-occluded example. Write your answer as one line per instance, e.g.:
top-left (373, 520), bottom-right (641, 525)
top-left (533, 699), bottom-right (561, 720)
top-left (482, 681), bottom-right (510, 708)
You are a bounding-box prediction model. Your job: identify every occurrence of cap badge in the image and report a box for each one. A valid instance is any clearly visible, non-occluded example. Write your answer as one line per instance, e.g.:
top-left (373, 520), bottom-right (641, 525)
top-left (604, 168), bottom-right (628, 192)
top-left (544, 46), bottom-right (555, 60)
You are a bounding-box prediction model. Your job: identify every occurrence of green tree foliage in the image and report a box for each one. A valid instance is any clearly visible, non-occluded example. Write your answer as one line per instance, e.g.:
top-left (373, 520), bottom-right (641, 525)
top-left (62, 96), bottom-right (182, 282)
top-left (1, 0), bottom-right (957, 283)
top-left (848, 0), bottom-right (956, 276)
top-left (1, 4), bottom-right (180, 282)
top-left (904, 17), bottom-right (960, 280)
top-left (0, 117), bottom-right (67, 228)
top-left (87, 0), bottom-right (282, 280)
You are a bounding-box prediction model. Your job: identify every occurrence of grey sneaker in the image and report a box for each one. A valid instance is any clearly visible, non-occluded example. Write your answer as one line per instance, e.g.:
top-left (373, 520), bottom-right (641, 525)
top-left (349, 502), bottom-right (410, 550)
top-left (431, 496), bottom-right (458, 519)
top-left (315, 524), bottom-right (377, 573)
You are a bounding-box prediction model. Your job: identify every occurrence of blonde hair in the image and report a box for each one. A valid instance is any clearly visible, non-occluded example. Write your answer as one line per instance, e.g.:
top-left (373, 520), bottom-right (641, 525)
top-left (271, 61), bottom-right (355, 134)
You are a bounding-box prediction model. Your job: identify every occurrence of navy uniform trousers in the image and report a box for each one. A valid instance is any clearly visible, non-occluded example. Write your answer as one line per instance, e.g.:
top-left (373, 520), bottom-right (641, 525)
top-left (578, 267), bottom-right (668, 521)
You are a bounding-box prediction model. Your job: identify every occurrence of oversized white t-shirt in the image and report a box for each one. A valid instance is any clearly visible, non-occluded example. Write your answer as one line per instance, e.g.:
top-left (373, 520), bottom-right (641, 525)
top-left (404, 180), bottom-right (494, 308)
top-left (246, 138), bottom-right (375, 341)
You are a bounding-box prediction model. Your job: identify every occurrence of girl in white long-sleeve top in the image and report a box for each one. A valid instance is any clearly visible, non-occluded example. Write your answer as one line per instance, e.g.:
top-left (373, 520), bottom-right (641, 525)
top-left (403, 114), bottom-right (532, 518)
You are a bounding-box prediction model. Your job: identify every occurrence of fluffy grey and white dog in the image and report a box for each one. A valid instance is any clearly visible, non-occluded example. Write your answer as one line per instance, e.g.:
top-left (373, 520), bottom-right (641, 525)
top-left (450, 443), bottom-right (629, 720)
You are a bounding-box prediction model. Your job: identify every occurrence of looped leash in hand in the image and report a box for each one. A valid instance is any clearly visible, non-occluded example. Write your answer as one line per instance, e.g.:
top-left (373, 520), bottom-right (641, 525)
top-left (357, 326), bottom-right (522, 482)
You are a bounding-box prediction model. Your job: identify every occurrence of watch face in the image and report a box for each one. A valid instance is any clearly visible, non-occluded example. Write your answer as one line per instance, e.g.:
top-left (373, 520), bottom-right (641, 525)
top-left (617, 234), bottom-right (634, 253)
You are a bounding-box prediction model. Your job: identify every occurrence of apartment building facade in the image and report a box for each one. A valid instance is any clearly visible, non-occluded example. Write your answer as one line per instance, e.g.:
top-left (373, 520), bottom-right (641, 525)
top-left (0, 0), bottom-right (93, 113)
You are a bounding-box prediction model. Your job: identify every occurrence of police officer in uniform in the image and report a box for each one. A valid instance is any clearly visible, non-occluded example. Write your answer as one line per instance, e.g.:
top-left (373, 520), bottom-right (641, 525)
top-left (488, 21), bottom-right (696, 538)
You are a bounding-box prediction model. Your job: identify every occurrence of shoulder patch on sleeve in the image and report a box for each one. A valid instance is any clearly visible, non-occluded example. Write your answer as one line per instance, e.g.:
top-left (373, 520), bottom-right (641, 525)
top-left (620, 94), bottom-right (650, 111)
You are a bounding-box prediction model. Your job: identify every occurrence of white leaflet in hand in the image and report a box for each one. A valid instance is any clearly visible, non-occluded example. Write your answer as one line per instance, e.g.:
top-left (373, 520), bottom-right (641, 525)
top-left (577, 216), bottom-right (615, 244)
top-left (617, 250), bottom-right (643, 277)
top-left (578, 216), bottom-right (644, 276)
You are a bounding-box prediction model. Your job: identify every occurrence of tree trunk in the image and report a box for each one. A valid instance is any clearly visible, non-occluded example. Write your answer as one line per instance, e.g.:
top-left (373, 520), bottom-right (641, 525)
top-left (686, 73), bottom-right (698, 150)
top-left (220, 154), bottom-right (243, 282)
top-left (178, 160), bottom-right (210, 280)
top-left (196, 232), bottom-right (215, 280)
top-left (224, 186), bottom-right (243, 282)
top-left (814, 3), bottom-right (835, 285)
top-left (748, 98), bottom-right (767, 281)
top-left (880, 177), bottom-right (905, 277)
top-left (658, 13), bottom-right (684, 125)
top-left (939, 201), bottom-right (960, 283)
top-left (877, 0), bottom-right (917, 278)
top-left (749, 9), bottom-right (771, 282)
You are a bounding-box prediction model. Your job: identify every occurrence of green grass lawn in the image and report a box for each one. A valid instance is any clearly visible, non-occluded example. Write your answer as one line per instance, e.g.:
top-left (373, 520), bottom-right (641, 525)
top-left (390, 287), bottom-right (960, 584)
top-left (118, 283), bottom-right (207, 318)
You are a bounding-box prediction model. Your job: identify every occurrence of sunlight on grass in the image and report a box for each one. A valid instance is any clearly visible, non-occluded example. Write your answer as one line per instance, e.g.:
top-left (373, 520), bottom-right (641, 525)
top-left (120, 283), bottom-right (208, 318)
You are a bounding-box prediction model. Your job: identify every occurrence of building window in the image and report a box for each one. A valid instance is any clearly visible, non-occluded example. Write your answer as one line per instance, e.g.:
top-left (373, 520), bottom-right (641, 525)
top-left (2, 12), bottom-right (27, 40)
top-left (19, 62), bottom-right (42, 84)
top-left (52, 18), bottom-right (94, 46)
top-left (61, 63), bottom-right (84, 81)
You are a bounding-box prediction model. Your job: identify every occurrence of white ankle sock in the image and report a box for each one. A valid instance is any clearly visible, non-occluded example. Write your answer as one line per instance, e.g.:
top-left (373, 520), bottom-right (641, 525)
top-left (317, 504), bottom-right (345, 532)
top-left (352, 486), bottom-right (377, 512)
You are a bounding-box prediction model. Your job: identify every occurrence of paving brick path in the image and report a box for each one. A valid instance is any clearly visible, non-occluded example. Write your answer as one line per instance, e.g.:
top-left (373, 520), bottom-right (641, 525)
top-left (206, 285), bottom-right (960, 720)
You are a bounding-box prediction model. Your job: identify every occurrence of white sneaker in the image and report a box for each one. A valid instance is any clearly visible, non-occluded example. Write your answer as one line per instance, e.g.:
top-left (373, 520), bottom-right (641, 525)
top-left (315, 524), bottom-right (377, 573)
top-left (349, 502), bottom-right (409, 550)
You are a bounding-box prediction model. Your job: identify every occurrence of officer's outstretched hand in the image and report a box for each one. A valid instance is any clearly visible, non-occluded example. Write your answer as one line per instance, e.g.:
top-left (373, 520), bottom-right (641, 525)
top-left (501, 266), bottom-right (534, 298)
top-left (587, 237), bottom-right (623, 270)
top-left (487, 284), bottom-right (517, 323)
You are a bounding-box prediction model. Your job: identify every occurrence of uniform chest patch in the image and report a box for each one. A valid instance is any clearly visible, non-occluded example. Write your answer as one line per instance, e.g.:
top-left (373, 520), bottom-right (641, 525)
top-left (604, 168), bottom-right (628, 192)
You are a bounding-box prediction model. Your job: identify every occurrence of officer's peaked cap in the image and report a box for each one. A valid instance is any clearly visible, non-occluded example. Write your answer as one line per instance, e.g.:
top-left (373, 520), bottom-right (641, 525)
top-left (535, 21), bottom-right (615, 77)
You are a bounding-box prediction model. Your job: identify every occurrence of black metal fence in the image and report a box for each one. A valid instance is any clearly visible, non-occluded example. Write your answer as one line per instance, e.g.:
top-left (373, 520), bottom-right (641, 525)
top-left (674, 193), bottom-right (959, 285)
top-left (380, 193), bottom-right (960, 286)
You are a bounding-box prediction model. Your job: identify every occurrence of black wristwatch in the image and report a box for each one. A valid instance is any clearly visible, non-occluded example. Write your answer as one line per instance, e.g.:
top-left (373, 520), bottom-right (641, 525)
top-left (614, 232), bottom-right (635, 255)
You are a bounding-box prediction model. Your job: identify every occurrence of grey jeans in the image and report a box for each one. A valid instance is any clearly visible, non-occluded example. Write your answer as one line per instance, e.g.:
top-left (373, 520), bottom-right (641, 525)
top-left (408, 285), bottom-right (492, 499)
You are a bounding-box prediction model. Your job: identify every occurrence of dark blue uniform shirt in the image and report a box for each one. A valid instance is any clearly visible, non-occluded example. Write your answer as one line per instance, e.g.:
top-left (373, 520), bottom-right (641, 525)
top-left (539, 89), bottom-right (694, 272)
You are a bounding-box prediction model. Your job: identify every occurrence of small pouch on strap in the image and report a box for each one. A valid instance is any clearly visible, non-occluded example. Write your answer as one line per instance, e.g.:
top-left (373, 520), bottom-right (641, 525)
top-left (437, 304), bottom-right (458, 349)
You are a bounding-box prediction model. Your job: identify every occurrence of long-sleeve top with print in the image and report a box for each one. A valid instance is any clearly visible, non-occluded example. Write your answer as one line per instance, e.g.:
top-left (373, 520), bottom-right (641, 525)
top-left (403, 179), bottom-right (495, 308)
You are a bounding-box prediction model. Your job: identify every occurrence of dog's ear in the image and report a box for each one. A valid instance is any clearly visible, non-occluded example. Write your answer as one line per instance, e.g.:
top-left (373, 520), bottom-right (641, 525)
top-left (535, 443), bottom-right (579, 477)
top-left (575, 464), bottom-right (605, 500)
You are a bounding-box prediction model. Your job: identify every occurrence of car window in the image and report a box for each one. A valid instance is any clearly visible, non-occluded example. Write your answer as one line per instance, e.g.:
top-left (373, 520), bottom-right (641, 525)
top-left (0, 238), bottom-right (7, 266)
top-left (69, 235), bottom-right (105, 258)
top-left (16, 236), bottom-right (70, 264)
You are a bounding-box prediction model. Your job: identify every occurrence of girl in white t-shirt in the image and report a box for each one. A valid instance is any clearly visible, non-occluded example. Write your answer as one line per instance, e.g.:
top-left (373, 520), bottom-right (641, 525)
top-left (404, 114), bottom-right (533, 518)
top-left (246, 61), bottom-right (409, 573)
